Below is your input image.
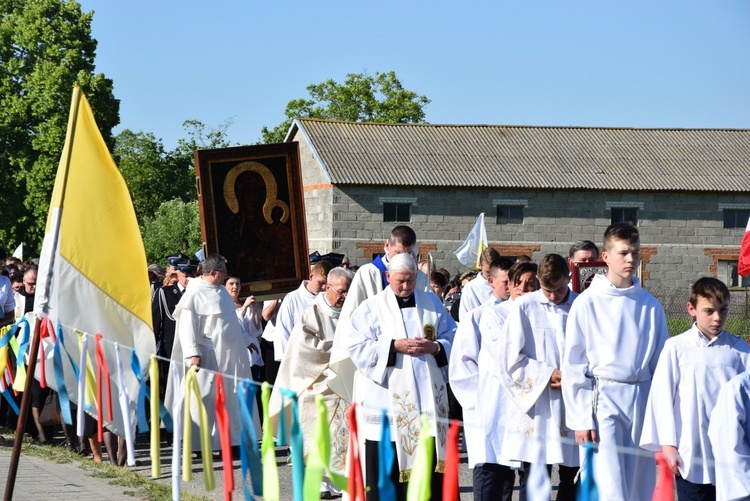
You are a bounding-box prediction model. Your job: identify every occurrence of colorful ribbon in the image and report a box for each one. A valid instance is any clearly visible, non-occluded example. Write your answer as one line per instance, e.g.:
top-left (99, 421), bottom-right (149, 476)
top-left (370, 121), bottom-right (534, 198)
top-left (577, 441), bottom-right (599, 501)
top-left (238, 380), bottom-right (262, 499)
top-left (261, 382), bottom-right (279, 501)
top-left (170, 363), bottom-right (183, 501)
top-left (378, 408), bottom-right (397, 500)
top-left (215, 374), bottom-right (234, 501)
top-left (131, 349), bottom-right (149, 433)
top-left (94, 333), bottom-right (113, 442)
top-left (407, 415), bottom-right (435, 501)
top-left (114, 343), bottom-right (136, 466)
top-left (76, 332), bottom-right (92, 437)
top-left (150, 354), bottom-right (161, 478)
top-left (278, 388), bottom-right (304, 501)
top-left (53, 322), bottom-right (78, 425)
top-left (12, 317), bottom-right (30, 392)
top-left (182, 365), bottom-right (214, 491)
top-left (347, 403), bottom-right (366, 501)
top-left (652, 452), bottom-right (675, 501)
top-left (441, 419), bottom-right (460, 501)
top-left (38, 318), bottom-right (55, 388)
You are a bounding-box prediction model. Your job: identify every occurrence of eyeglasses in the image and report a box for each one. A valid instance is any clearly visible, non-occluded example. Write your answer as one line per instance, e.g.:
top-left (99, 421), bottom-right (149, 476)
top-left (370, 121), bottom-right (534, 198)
top-left (329, 285), bottom-right (348, 296)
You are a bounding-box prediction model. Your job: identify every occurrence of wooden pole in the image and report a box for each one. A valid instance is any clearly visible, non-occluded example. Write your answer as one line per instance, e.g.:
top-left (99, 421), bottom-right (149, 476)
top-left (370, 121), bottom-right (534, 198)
top-left (4, 319), bottom-right (42, 501)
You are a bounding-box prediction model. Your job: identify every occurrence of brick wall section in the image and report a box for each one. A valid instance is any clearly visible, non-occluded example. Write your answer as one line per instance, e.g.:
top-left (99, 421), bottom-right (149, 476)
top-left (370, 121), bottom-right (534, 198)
top-left (355, 241), bottom-right (437, 260)
top-left (704, 247), bottom-right (741, 276)
top-left (490, 244), bottom-right (542, 259)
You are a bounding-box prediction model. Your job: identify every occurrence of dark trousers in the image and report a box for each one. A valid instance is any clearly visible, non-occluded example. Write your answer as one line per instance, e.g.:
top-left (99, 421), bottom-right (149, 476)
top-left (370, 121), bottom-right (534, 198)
top-left (364, 440), bottom-right (446, 501)
top-left (259, 338), bottom-right (280, 385)
top-left (519, 463), bottom-right (578, 501)
top-left (676, 476), bottom-right (716, 501)
top-left (473, 462), bottom-right (516, 501)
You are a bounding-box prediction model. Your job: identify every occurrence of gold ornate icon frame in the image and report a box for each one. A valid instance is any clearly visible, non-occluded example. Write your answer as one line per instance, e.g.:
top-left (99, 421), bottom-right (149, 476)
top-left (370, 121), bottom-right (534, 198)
top-left (194, 143), bottom-right (309, 300)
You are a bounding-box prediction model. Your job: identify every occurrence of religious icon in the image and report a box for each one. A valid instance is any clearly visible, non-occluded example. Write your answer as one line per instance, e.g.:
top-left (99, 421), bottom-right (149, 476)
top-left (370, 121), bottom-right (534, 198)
top-left (194, 143), bottom-right (309, 299)
top-left (570, 261), bottom-right (608, 293)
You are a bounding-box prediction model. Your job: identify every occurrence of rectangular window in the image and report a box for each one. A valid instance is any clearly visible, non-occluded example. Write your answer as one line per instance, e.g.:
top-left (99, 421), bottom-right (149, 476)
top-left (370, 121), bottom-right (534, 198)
top-left (496, 205), bottom-right (523, 224)
top-left (383, 202), bottom-right (411, 222)
top-left (723, 209), bottom-right (750, 229)
top-left (717, 260), bottom-right (750, 288)
top-left (611, 207), bottom-right (638, 226)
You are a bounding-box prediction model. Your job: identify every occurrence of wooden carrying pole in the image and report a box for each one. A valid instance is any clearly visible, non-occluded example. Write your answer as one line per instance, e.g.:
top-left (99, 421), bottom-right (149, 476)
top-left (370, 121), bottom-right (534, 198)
top-left (4, 319), bottom-right (42, 501)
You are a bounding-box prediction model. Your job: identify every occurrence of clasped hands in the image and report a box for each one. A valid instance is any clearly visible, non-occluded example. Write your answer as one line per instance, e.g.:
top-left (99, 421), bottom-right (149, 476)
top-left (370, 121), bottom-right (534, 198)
top-left (394, 338), bottom-right (439, 356)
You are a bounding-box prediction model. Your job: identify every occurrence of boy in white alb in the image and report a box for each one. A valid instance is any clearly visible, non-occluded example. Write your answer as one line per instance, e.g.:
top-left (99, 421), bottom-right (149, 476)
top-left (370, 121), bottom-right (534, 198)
top-left (641, 277), bottom-right (750, 500)
top-left (500, 254), bottom-right (579, 501)
top-left (459, 247), bottom-right (501, 321)
top-left (562, 223), bottom-right (668, 501)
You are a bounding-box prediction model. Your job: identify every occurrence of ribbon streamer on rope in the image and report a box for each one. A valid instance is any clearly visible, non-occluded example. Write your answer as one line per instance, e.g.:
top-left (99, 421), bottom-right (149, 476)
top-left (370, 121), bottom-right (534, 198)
top-left (577, 441), bottom-right (599, 501)
top-left (170, 363), bottom-right (183, 501)
top-left (238, 380), bottom-right (262, 499)
top-left (53, 322), bottom-right (78, 425)
top-left (131, 349), bottom-right (149, 433)
top-left (182, 365), bottom-right (215, 490)
top-left (442, 419), bottom-right (460, 501)
top-left (407, 414), bottom-right (435, 501)
top-left (278, 388), bottom-right (305, 501)
top-left (94, 333), bottom-right (114, 442)
top-left (652, 452), bottom-right (675, 501)
top-left (76, 332), bottom-right (97, 436)
top-left (150, 354), bottom-right (161, 478)
top-left (378, 408), bottom-right (397, 500)
top-left (261, 382), bottom-right (280, 501)
top-left (114, 343), bottom-right (136, 466)
top-left (303, 394), bottom-right (348, 500)
top-left (347, 403), bottom-right (366, 501)
top-left (38, 317), bottom-right (56, 388)
top-left (215, 374), bottom-right (234, 501)
top-left (12, 317), bottom-right (30, 392)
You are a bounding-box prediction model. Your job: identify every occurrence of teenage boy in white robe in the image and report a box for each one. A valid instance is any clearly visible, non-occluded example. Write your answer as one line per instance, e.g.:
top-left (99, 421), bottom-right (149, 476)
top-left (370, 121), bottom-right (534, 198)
top-left (477, 260), bottom-right (539, 498)
top-left (458, 247), bottom-right (501, 321)
top-left (449, 256), bottom-right (514, 500)
top-left (347, 253), bottom-right (455, 501)
top-left (500, 254), bottom-right (579, 501)
top-left (273, 260), bottom-right (331, 361)
top-left (562, 223), bottom-right (668, 501)
top-left (641, 277), bottom-right (750, 500)
top-left (707, 371), bottom-right (750, 501)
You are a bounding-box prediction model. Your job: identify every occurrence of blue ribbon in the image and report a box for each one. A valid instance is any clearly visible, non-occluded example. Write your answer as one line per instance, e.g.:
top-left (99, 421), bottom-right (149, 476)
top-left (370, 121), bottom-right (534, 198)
top-left (52, 323), bottom-right (74, 425)
top-left (0, 320), bottom-right (19, 348)
top-left (279, 388), bottom-right (305, 501)
top-left (277, 393), bottom-right (288, 447)
top-left (14, 317), bottom-right (30, 372)
top-left (0, 387), bottom-right (19, 415)
top-left (378, 409), bottom-right (396, 499)
top-left (577, 441), bottom-right (599, 501)
top-left (238, 381), bottom-right (263, 499)
top-left (131, 349), bottom-right (173, 433)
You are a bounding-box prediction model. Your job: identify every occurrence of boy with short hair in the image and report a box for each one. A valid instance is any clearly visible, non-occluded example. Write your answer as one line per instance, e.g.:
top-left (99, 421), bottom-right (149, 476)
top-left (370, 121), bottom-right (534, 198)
top-left (641, 277), bottom-right (750, 500)
top-left (562, 223), bottom-right (669, 501)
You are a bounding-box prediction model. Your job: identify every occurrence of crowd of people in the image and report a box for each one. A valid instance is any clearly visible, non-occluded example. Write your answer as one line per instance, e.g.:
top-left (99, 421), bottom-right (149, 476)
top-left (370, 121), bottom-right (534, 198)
top-left (2, 221), bottom-right (750, 501)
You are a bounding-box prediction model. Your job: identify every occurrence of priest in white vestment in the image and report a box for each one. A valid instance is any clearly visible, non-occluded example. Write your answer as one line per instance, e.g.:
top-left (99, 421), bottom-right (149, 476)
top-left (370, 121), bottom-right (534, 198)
top-left (458, 247), bottom-right (500, 321)
top-left (268, 267), bottom-right (353, 495)
top-left (708, 371), bottom-right (750, 501)
top-left (477, 260), bottom-right (538, 499)
top-left (166, 254), bottom-right (258, 451)
top-left (641, 277), bottom-right (750, 499)
top-left (347, 253), bottom-right (455, 500)
top-left (500, 254), bottom-right (579, 501)
top-left (449, 256), bottom-right (514, 500)
top-left (562, 224), bottom-right (668, 501)
top-left (328, 225), bottom-right (429, 404)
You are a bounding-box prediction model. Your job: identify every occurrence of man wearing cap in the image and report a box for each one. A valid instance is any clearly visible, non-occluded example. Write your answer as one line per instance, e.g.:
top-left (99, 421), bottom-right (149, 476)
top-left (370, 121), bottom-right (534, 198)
top-left (152, 255), bottom-right (197, 397)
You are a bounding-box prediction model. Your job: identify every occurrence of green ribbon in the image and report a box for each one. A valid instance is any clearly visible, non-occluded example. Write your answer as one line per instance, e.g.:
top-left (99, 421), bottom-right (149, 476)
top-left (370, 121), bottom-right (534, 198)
top-left (261, 382), bottom-right (280, 500)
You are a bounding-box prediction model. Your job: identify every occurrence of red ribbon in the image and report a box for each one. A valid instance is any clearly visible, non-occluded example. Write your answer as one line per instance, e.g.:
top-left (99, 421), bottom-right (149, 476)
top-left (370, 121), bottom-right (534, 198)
top-left (347, 403), bottom-right (366, 501)
top-left (442, 419), bottom-right (460, 501)
top-left (214, 374), bottom-right (234, 501)
top-left (94, 333), bottom-right (113, 442)
top-left (652, 452), bottom-right (675, 501)
top-left (37, 317), bottom-right (56, 388)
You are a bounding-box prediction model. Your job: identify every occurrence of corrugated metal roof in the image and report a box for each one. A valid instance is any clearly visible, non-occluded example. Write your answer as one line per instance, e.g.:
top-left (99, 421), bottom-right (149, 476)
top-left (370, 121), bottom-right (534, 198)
top-left (291, 119), bottom-right (750, 192)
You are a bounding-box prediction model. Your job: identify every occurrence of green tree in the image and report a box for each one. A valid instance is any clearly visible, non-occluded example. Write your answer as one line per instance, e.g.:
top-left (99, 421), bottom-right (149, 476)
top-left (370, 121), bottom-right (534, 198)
top-left (114, 130), bottom-right (195, 223)
top-left (140, 199), bottom-right (202, 264)
top-left (261, 71), bottom-right (430, 144)
top-left (0, 0), bottom-right (119, 252)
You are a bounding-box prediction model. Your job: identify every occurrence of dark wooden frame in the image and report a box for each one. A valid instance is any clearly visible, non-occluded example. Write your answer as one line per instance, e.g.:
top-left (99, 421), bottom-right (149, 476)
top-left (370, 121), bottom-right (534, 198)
top-left (194, 143), bottom-right (309, 300)
top-left (570, 261), bottom-right (608, 293)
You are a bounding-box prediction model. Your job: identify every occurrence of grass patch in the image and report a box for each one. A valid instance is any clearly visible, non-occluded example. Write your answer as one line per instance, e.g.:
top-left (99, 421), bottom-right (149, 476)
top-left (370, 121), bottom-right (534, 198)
top-left (667, 316), bottom-right (750, 338)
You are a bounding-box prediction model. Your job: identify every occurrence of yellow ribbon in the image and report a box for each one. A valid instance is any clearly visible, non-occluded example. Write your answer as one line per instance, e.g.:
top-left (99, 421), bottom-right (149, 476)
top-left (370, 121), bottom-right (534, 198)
top-left (0, 345), bottom-right (7, 380)
top-left (261, 381), bottom-right (280, 501)
top-left (76, 330), bottom-right (98, 408)
top-left (10, 335), bottom-right (25, 392)
top-left (149, 354), bottom-right (160, 478)
top-left (182, 365), bottom-right (215, 491)
top-left (406, 415), bottom-right (434, 501)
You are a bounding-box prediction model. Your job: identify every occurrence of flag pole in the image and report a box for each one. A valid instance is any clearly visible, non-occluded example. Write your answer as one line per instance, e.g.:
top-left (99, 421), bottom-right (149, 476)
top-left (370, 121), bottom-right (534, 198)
top-left (4, 319), bottom-right (43, 501)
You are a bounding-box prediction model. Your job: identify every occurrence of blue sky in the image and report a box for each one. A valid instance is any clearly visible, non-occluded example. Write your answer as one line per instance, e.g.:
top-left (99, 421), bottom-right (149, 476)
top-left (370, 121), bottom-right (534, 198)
top-left (79, 0), bottom-right (750, 150)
